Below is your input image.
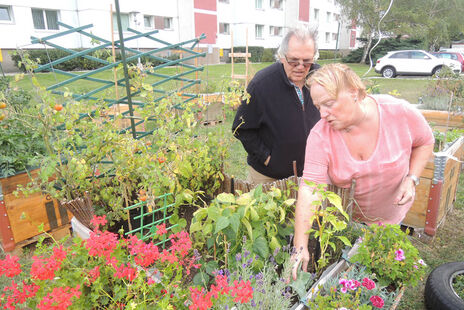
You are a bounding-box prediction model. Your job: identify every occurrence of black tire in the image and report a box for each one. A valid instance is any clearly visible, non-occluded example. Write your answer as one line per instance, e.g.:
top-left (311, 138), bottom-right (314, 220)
top-left (425, 261), bottom-right (464, 310)
top-left (432, 66), bottom-right (442, 77)
top-left (381, 66), bottom-right (396, 78)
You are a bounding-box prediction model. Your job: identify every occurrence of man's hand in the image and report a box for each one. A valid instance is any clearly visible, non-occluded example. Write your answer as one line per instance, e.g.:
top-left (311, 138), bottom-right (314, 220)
top-left (264, 155), bottom-right (271, 166)
top-left (394, 176), bottom-right (416, 205)
top-left (291, 246), bottom-right (310, 281)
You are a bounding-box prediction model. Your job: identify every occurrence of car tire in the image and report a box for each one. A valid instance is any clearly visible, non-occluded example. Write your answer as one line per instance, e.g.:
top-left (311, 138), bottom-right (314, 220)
top-left (381, 66), bottom-right (396, 78)
top-left (432, 66), bottom-right (442, 77)
top-left (424, 261), bottom-right (464, 310)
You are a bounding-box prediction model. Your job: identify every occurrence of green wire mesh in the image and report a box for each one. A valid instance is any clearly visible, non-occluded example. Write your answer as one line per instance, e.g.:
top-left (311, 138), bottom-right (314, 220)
top-left (123, 193), bottom-right (176, 248)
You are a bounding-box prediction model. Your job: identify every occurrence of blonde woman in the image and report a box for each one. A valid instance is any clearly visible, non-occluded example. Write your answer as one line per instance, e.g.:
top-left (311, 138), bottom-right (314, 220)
top-left (292, 63), bottom-right (434, 280)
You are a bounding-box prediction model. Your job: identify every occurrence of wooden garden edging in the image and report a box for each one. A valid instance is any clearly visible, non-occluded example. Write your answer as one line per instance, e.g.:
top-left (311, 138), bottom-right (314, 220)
top-left (0, 169), bottom-right (72, 252)
top-left (402, 109), bottom-right (464, 236)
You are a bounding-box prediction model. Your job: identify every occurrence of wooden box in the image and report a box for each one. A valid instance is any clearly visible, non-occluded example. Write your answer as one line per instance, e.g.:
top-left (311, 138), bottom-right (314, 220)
top-left (402, 110), bottom-right (464, 236)
top-left (0, 169), bottom-right (72, 252)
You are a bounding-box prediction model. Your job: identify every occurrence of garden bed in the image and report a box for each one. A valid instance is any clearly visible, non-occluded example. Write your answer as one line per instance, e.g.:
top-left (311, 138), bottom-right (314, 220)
top-left (402, 132), bottom-right (464, 236)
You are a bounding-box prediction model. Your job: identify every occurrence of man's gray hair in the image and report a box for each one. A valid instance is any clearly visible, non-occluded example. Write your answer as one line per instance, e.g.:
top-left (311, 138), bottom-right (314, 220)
top-left (276, 26), bottom-right (318, 59)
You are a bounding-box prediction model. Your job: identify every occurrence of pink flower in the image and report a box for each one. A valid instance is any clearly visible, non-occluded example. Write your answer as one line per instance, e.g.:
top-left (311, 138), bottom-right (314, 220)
top-left (395, 248), bottom-right (405, 261)
top-left (0, 255), bottom-right (22, 278)
top-left (370, 295), bottom-right (385, 308)
top-left (90, 215), bottom-right (107, 229)
top-left (339, 278), bottom-right (348, 293)
top-left (362, 277), bottom-right (376, 290)
top-left (418, 259), bottom-right (426, 266)
top-left (156, 223), bottom-right (168, 236)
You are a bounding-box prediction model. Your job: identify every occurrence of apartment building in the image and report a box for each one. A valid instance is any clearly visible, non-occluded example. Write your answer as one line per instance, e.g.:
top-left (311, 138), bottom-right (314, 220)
top-left (0, 0), bottom-right (361, 72)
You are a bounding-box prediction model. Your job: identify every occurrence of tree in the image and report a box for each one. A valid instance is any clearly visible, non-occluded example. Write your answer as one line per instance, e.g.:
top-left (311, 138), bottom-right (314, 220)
top-left (336, 0), bottom-right (397, 64)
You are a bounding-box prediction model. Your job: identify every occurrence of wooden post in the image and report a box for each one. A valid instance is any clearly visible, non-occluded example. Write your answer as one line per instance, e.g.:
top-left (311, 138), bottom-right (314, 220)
top-left (230, 28), bottom-right (251, 87)
top-left (0, 200), bottom-right (15, 252)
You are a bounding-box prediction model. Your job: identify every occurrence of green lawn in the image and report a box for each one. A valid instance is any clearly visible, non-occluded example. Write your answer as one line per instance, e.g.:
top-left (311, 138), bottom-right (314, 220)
top-left (13, 61), bottom-right (432, 105)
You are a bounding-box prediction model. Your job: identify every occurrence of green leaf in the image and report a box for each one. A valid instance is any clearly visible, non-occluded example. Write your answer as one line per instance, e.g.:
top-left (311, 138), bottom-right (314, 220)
top-left (235, 192), bottom-right (252, 205)
top-left (269, 236), bottom-right (280, 252)
top-left (214, 216), bottom-right (230, 234)
top-left (289, 271), bottom-right (314, 300)
top-left (241, 218), bottom-right (253, 240)
top-left (229, 213), bottom-right (240, 234)
top-left (204, 223), bottom-right (212, 235)
top-left (216, 193), bottom-right (235, 204)
top-left (205, 260), bottom-right (219, 275)
top-left (207, 206), bottom-right (220, 221)
top-left (189, 221), bottom-right (202, 233)
top-left (283, 198), bottom-right (296, 206)
top-left (252, 236), bottom-right (269, 258)
top-left (193, 208), bottom-right (208, 221)
top-left (250, 207), bottom-right (259, 221)
top-left (193, 271), bottom-right (210, 286)
top-left (336, 235), bottom-right (352, 247)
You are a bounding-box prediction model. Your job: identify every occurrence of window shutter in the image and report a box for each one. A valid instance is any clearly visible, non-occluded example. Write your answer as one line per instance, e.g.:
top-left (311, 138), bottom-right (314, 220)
top-left (154, 16), bottom-right (164, 29)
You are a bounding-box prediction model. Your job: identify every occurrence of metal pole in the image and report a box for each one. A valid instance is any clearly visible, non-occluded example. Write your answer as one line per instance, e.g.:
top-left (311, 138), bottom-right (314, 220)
top-left (114, 0), bottom-right (137, 139)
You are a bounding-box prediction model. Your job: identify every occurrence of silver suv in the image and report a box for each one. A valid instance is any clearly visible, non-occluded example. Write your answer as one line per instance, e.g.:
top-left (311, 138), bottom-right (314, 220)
top-left (375, 50), bottom-right (462, 78)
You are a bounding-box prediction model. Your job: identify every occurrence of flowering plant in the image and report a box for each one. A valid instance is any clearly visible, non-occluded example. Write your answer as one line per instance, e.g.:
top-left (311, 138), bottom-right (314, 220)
top-left (0, 215), bottom-right (203, 309)
top-left (307, 265), bottom-right (399, 309)
top-left (189, 246), bottom-right (295, 310)
top-left (351, 223), bottom-right (427, 287)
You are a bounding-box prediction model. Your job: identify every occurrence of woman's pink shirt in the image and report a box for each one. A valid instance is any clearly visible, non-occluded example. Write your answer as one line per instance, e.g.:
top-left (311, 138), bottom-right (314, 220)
top-left (301, 95), bottom-right (434, 224)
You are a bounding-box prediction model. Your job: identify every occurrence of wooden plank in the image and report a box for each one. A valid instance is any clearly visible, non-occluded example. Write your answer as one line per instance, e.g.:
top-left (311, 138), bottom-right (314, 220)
top-left (403, 178), bottom-right (431, 228)
top-left (231, 74), bottom-right (247, 79)
top-left (229, 52), bottom-right (251, 58)
top-left (421, 110), bottom-right (464, 128)
top-left (0, 169), bottom-right (39, 196)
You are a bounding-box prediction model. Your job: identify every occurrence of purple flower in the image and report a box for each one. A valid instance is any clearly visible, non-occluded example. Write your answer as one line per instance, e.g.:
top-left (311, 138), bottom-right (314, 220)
top-left (244, 250), bottom-right (250, 258)
top-left (236, 253), bottom-right (242, 262)
top-left (395, 248), bottom-right (405, 261)
top-left (251, 299), bottom-right (256, 307)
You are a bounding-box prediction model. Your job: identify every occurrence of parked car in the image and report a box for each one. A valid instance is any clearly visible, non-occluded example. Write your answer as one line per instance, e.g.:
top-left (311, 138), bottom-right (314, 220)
top-left (375, 50), bottom-right (462, 78)
top-left (432, 51), bottom-right (464, 72)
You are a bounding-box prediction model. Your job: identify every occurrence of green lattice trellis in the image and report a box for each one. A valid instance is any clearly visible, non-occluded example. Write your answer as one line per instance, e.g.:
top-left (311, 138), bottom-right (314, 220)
top-left (19, 7), bottom-right (208, 238)
top-left (124, 193), bottom-right (176, 248)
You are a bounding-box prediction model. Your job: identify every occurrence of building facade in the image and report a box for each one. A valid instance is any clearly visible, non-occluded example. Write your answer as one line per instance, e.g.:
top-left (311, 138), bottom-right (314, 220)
top-left (0, 0), bottom-right (361, 72)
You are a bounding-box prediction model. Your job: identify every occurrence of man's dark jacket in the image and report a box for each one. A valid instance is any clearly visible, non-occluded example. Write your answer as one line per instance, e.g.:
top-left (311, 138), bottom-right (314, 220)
top-left (232, 62), bottom-right (321, 180)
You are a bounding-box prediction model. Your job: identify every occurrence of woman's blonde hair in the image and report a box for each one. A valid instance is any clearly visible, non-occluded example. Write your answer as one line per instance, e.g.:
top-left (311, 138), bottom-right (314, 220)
top-left (307, 63), bottom-right (367, 99)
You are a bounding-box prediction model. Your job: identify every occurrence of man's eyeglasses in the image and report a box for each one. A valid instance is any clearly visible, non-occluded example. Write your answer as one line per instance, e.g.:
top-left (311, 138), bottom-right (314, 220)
top-left (285, 55), bottom-right (313, 68)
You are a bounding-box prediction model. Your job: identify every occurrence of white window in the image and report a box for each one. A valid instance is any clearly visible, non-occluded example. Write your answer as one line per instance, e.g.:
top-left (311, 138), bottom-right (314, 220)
top-left (0, 5), bottom-right (13, 22)
top-left (32, 8), bottom-right (59, 30)
top-left (219, 23), bottom-right (230, 35)
top-left (269, 26), bottom-right (282, 36)
top-left (313, 9), bottom-right (319, 21)
top-left (270, 0), bottom-right (283, 9)
top-left (326, 12), bottom-right (331, 23)
top-left (255, 24), bottom-right (264, 39)
top-left (325, 32), bottom-right (330, 43)
top-left (144, 15), bottom-right (153, 28)
top-left (332, 33), bottom-right (338, 41)
top-left (113, 13), bottom-right (129, 31)
top-left (255, 0), bottom-right (263, 9)
top-left (164, 17), bottom-right (172, 29)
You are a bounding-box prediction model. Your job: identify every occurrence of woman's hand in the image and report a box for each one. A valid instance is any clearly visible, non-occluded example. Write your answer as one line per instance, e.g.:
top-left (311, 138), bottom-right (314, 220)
top-left (394, 176), bottom-right (416, 205)
top-left (291, 246), bottom-right (310, 281)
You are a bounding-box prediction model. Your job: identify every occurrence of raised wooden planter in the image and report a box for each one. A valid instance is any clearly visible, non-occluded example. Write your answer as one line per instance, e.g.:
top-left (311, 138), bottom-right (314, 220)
top-left (402, 109), bottom-right (464, 236)
top-left (0, 169), bottom-right (72, 252)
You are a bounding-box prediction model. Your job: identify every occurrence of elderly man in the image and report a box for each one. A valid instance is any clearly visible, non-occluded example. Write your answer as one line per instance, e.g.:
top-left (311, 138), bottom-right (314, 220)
top-left (232, 27), bottom-right (321, 183)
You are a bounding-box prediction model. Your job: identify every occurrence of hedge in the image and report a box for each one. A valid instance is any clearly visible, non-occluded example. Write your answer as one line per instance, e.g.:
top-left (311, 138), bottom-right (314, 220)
top-left (10, 49), bottom-right (179, 72)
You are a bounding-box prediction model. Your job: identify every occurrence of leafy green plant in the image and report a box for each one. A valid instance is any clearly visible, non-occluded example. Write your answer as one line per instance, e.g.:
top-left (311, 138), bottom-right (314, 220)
top-left (453, 274), bottom-right (464, 300)
top-left (307, 265), bottom-right (399, 309)
top-left (0, 77), bottom-right (45, 177)
top-left (351, 223), bottom-right (427, 287)
top-left (304, 181), bottom-right (352, 274)
top-left (190, 185), bottom-right (296, 269)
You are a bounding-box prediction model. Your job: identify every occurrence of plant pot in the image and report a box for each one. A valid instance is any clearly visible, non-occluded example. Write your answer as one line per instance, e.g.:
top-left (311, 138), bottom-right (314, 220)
top-left (291, 240), bottom-right (405, 310)
top-left (71, 216), bottom-right (91, 240)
